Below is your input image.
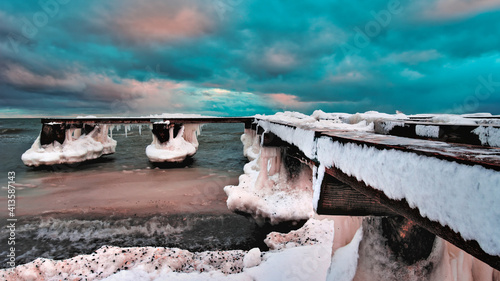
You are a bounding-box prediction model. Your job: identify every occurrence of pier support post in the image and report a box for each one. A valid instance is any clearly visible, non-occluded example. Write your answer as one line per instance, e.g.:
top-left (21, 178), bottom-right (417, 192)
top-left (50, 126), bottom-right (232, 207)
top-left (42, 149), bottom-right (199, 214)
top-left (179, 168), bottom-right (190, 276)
top-left (355, 217), bottom-right (440, 280)
top-left (152, 123), bottom-right (176, 143)
top-left (380, 216), bottom-right (437, 265)
top-left (40, 123), bottom-right (66, 145)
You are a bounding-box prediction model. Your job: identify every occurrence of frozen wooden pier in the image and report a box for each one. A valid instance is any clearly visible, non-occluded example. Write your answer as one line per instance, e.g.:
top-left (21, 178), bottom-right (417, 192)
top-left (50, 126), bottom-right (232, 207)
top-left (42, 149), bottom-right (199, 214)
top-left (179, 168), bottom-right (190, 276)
top-left (251, 114), bottom-right (500, 270)
top-left (24, 113), bottom-right (500, 270)
top-left (23, 116), bottom-right (253, 166)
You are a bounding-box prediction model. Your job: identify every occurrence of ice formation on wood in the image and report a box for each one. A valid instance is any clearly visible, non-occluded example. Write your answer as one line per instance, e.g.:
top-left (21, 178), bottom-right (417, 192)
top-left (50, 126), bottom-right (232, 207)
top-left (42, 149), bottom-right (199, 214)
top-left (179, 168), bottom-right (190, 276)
top-left (146, 123), bottom-right (201, 163)
top-left (473, 126), bottom-right (500, 147)
top-left (21, 124), bottom-right (116, 166)
top-left (241, 128), bottom-right (261, 161)
top-left (225, 130), bottom-right (315, 224)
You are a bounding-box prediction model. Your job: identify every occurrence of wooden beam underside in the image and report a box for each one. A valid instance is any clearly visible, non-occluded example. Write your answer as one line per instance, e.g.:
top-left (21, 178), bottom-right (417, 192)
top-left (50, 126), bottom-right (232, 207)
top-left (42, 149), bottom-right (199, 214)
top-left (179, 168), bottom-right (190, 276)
top-left (323, 165), bottom-right (500, 270)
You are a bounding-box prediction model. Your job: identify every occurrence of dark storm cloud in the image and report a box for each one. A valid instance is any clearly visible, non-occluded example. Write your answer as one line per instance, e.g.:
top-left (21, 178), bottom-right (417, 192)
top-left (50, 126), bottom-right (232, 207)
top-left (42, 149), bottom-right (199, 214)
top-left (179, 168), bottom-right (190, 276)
top-left (0, 0), bottom-right (499, 116)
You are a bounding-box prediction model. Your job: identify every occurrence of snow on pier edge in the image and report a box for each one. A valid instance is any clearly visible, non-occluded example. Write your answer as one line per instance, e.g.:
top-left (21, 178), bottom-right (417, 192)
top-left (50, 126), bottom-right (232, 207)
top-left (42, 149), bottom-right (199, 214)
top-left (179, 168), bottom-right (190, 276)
top-left (254, 110), bottom-right (500, 256)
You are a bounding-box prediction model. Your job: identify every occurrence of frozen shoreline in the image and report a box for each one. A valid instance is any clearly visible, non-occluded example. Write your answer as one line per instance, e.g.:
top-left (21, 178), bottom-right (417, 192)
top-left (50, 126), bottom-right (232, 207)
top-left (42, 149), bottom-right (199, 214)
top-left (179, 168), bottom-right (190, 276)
top-left (1, 218), bottom-right (336, 280)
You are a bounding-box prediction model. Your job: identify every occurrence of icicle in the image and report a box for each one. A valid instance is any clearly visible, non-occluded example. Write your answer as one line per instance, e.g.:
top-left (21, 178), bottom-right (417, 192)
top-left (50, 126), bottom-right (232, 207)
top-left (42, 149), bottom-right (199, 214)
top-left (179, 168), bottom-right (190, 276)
top-left (65, 128), bottom-right (75, 143)
top-left (260, 127), bottom-right (266, 147)
top-left (74, 128), bottom-right (81, 139)
top-left (125, 124), bottom-right (131, 137)
top-left (139, 125), bottom-right (142, 135)
top-left (312, 164), bottom-right (325, 211)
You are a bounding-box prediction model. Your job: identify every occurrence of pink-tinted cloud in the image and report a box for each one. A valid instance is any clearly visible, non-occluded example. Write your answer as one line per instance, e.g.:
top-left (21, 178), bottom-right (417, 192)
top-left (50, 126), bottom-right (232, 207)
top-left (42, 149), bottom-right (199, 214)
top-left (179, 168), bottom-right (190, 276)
top-left (268, 93), bottom-right (304, 108)
top-left (2, 64), bottom-right (85, 92)
top-left (0, 63), bottom-right (189, 114)
top-left (422, 0), bottom-right (500, 20)
top-left (104, 0), bottom-right (214, 43)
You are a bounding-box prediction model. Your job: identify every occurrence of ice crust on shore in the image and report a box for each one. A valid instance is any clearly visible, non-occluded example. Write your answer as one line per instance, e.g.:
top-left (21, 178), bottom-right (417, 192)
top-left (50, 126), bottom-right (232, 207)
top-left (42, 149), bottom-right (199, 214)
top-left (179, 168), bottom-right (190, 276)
top-left (21, 125), bottom-right (116, 166)
top-left (146, 124), bottom-right (201, 163)
top-left (1, 218), bottom-right (334, 281)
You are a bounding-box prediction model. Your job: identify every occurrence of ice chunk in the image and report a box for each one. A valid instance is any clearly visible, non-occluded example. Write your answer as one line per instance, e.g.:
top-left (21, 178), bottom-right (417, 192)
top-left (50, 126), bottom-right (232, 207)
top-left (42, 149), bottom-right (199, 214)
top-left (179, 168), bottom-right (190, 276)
top-left (243, 248), bottom-right (261, 268)
top-left (241, 128), bottom-right (261, 161)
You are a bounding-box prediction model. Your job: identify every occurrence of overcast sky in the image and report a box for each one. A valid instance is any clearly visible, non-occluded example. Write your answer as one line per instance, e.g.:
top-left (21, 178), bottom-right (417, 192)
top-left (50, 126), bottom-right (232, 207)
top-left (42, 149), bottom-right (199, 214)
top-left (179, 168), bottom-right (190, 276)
top-left (1, 0), bottom-right (499, 117)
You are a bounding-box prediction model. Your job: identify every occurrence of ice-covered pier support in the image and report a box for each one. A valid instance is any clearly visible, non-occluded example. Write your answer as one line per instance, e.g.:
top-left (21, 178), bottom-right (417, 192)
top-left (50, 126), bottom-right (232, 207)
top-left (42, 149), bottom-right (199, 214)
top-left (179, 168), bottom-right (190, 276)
top-left (40, 123), bottom-right (67, 145)
top-left (23, 117), bottom-right (253, 166)
top-left (22, 122), bottom-right (117, 166)
top-left (146, 122), bottom-right (201, 163)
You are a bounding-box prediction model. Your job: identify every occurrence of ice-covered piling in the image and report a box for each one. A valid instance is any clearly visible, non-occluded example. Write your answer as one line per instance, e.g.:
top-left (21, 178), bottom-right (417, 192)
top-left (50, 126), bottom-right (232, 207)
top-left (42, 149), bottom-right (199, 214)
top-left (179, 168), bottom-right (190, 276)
top-left (22, 123), bottom-right (117, 166)
top-left (225, 128), bottom-right (316, 224)
top-left (146, 123), bottom-right (201, 163)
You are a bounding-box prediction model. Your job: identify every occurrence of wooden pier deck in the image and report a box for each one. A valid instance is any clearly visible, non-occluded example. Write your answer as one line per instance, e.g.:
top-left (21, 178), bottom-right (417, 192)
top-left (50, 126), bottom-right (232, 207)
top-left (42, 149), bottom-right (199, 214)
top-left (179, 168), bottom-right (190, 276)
top-left (254, 117), bottom-right (500, 270)
top-left (41, 117), bottom-right (254, 124)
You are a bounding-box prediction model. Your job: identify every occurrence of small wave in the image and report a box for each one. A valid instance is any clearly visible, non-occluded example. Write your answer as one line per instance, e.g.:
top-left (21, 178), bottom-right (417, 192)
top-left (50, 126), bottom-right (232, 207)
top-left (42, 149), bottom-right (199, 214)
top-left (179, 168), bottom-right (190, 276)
top-left (15, 216), bottom-right (192, 243)
top-left (0, 128), bottom-right (26, 135)
top-left (0, 214), bottom-right (262, 268)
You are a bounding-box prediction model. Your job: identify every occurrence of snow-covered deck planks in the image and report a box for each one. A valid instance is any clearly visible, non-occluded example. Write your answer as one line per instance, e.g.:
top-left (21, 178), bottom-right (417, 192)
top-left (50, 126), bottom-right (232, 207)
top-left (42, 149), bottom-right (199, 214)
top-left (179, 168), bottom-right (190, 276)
top-left (254, 115), bottom-right (500, 270)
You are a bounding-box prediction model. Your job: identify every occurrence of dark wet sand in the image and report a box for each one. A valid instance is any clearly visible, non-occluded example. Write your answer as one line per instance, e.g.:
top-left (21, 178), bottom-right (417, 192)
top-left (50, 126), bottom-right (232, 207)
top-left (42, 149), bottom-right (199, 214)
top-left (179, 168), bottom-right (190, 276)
top-left (0, 167), bottom-right (239, 218)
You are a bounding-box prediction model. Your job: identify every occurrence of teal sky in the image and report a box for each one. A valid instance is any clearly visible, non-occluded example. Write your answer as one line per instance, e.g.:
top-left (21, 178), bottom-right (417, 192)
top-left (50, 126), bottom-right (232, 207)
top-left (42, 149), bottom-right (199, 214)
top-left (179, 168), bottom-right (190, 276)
top-left (1, 0), bottom-right (499, 117)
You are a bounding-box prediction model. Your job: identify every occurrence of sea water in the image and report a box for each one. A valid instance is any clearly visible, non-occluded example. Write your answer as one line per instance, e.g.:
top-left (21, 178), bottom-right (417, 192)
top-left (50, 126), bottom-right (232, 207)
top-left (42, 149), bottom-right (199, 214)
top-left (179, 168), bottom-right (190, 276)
top-left (0, 119), bottom-right (276, 268)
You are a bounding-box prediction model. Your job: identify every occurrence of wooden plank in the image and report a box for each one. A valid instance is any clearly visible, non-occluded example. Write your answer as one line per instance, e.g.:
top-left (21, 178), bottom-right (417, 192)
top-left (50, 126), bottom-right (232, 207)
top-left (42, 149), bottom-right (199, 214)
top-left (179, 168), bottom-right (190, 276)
top-left (324, 166), bottom-right (500, 271)
top-left (256, 119), bottom-right (500, 170)
top-left (320, 130), bottom-right (500, 171)
top-left (317, 173), bottom-right (395, 216)
top-left (41, 117), bottom-right (254, 124)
